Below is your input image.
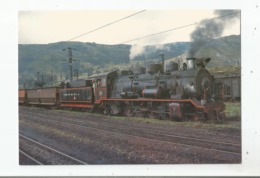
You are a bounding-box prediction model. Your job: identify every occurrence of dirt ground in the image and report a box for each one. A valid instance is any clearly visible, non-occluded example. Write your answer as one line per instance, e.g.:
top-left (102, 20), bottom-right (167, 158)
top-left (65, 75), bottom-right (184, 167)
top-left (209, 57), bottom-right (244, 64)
top-left (19, 106), bottom-right (241, 165)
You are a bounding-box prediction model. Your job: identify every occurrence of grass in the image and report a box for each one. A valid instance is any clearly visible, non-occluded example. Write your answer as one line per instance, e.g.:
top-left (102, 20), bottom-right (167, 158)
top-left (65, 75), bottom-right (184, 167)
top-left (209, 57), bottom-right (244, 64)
top-left (25, 102), bottom-right (241, 130)
top-left (224, 102), bottom-right (241, 118)
top-left (57, 108), bottom-right (240, 129)
top-left (106, 114), bottom-right (240, 129)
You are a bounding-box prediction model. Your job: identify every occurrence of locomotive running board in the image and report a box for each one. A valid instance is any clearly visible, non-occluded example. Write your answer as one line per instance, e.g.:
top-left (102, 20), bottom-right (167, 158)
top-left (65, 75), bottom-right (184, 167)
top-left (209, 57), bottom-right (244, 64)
top-left (101, 98), bottom-right (205, 109)
top-left (60, 103), bottom-right (94, 108)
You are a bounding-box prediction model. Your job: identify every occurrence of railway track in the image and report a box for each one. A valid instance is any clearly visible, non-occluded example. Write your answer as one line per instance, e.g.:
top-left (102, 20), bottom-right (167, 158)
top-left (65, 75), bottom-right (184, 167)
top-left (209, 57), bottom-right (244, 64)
top-left (19, 149), bottom-right (43, 165)
top-left (20, 106), bottom-right (241, 141)
top-left (20, 112), bottom-right (241, 156)
top-left (19, 134), bottom-right (88, 165)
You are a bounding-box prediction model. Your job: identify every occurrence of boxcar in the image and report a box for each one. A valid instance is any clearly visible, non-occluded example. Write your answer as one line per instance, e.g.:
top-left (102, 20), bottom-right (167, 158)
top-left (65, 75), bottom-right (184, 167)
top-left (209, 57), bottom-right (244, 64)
top-left (19, 89), bottom-right (27, 104)
top-left (26, 87), bottom-right (60, 106)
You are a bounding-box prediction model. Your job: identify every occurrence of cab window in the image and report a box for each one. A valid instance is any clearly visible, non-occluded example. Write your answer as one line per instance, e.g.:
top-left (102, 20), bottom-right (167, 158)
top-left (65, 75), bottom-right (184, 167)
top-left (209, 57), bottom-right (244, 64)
top-left (101, 78), bottom-right (106, 87)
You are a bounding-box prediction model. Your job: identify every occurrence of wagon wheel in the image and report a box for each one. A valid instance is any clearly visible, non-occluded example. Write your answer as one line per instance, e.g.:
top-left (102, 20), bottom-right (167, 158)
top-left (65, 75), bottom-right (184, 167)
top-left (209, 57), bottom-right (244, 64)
top-left (134, 107), bottom-right (146, 118)
top-left (191, 112), bottom-right (207, 122)
top-left (104, 106), bottom-right (111, 115)
top-left (66, 107), bottom-right (72, 111)
top-left (158, 107), bottom-right (169, 120)
top-left (218, 112), bottom-right (225, 121)
top-left (207, 110), bottom-right (222, 123)
top-left (158, 112), bottom-right (168, 120)
top-left (124, 107), bottom-right (134, 117)
top-left (199, 113), bottom-right (207, 122)
top-left (147, 110), bottom-right (157, 119)
top-left (82, 108), bottom-right (93, 113)
top-left (50, 105), bottom-right (57, 110)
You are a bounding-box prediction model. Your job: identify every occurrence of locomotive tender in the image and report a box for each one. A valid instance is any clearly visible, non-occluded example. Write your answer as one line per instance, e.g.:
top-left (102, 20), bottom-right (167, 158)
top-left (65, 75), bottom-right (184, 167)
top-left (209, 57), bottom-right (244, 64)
top-left (19, 57), bottom-right (225, 121)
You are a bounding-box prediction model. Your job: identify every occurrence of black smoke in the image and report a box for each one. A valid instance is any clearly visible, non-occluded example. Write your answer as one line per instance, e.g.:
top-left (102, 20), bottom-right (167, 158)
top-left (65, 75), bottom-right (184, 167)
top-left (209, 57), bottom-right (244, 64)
top-left (188, 10), bottom-right (240, 57)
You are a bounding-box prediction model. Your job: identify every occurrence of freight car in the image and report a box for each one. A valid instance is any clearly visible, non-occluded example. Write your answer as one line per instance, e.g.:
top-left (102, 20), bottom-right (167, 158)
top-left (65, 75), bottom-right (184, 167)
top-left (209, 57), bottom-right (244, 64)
top-left (26, 87), bottom-right (60, 107)
top-left (19, 89), bottom-right (27, 104)
top-left (19, 57), bottom-right (225, 122)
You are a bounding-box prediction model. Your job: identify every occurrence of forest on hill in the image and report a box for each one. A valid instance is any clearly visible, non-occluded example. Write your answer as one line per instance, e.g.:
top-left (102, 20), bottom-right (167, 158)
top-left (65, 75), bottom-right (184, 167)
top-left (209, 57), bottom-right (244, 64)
top-left (18, 35), bottom-right (240, 89)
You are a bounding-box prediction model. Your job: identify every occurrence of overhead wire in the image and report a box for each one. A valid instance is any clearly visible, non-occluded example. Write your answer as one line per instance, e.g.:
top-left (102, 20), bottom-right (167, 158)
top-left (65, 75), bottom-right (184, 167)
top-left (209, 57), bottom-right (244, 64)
top-left (67, 10), bottom-right (146, 41)
top-left (118, 11), bottom-right (240, 44)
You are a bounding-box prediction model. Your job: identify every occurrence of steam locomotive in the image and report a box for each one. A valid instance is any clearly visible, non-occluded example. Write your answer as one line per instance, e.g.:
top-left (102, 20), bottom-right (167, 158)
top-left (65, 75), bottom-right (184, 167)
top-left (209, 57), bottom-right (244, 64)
top-left (19, 57), bottom-right (225, 121)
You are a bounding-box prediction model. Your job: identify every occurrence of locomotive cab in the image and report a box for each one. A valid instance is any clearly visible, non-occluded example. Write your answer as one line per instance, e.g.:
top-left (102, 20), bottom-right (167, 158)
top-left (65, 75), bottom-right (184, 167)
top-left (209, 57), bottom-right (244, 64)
top-left (89, 71), bottom-right (118, 103)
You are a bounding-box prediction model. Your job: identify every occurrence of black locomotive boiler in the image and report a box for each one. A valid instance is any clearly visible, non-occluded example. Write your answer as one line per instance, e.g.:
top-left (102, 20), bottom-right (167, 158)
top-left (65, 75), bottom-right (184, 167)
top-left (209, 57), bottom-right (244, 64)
top-left (88, 57), bottom-right (224, 121)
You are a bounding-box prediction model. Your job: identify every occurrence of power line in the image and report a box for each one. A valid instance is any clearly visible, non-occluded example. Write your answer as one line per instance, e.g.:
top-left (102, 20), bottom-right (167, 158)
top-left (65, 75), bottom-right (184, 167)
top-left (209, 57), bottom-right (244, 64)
top-left (67, 10), bottom-right (146, 41)
top-left (119, 11), bottom-right (240, 44)
top-left (51, 11), bottom-right (146, 82)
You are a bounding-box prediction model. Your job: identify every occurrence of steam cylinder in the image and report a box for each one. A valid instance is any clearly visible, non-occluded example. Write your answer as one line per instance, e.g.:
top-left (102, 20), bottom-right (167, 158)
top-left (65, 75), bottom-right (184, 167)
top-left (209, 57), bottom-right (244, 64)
top-left (142, 88), bottom-right (163, 99)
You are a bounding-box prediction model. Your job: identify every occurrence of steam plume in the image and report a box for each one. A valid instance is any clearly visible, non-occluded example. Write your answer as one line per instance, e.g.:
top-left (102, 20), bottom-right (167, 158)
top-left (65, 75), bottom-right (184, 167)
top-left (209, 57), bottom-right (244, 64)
top-left (130, 45), bottom-right (145, 60)
top-left (188, 10), bottom-right (240, 57)
top-left (129, 44), bottom-right (164, 60)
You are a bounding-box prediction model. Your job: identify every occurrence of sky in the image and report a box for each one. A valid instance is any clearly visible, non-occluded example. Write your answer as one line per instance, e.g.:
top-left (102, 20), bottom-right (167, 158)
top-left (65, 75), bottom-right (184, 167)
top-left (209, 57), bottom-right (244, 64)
top-left (18, 10), bottom-right (240, 45)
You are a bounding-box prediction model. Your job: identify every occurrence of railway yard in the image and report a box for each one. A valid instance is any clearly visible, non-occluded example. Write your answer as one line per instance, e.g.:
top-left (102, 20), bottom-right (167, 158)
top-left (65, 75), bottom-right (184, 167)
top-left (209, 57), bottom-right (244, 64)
top-left (19, 105), bottom-right (241, 165)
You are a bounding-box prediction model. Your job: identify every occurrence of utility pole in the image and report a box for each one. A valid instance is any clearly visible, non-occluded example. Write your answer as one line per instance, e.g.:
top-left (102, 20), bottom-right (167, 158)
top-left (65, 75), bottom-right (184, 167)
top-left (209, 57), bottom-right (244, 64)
top-left (62, 47), bottom-right (76, 81)
top-left (51, 70), bottom-right (53, 87)
top-left (159, 53), bottom-right (164, 73)
top-left (74, 69), bottom-right (79, 80)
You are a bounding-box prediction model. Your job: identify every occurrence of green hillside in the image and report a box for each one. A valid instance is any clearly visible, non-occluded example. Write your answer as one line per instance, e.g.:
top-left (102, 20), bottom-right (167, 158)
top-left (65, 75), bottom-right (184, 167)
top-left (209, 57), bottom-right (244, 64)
top-left (18, 35), bottom-right (240, 89)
